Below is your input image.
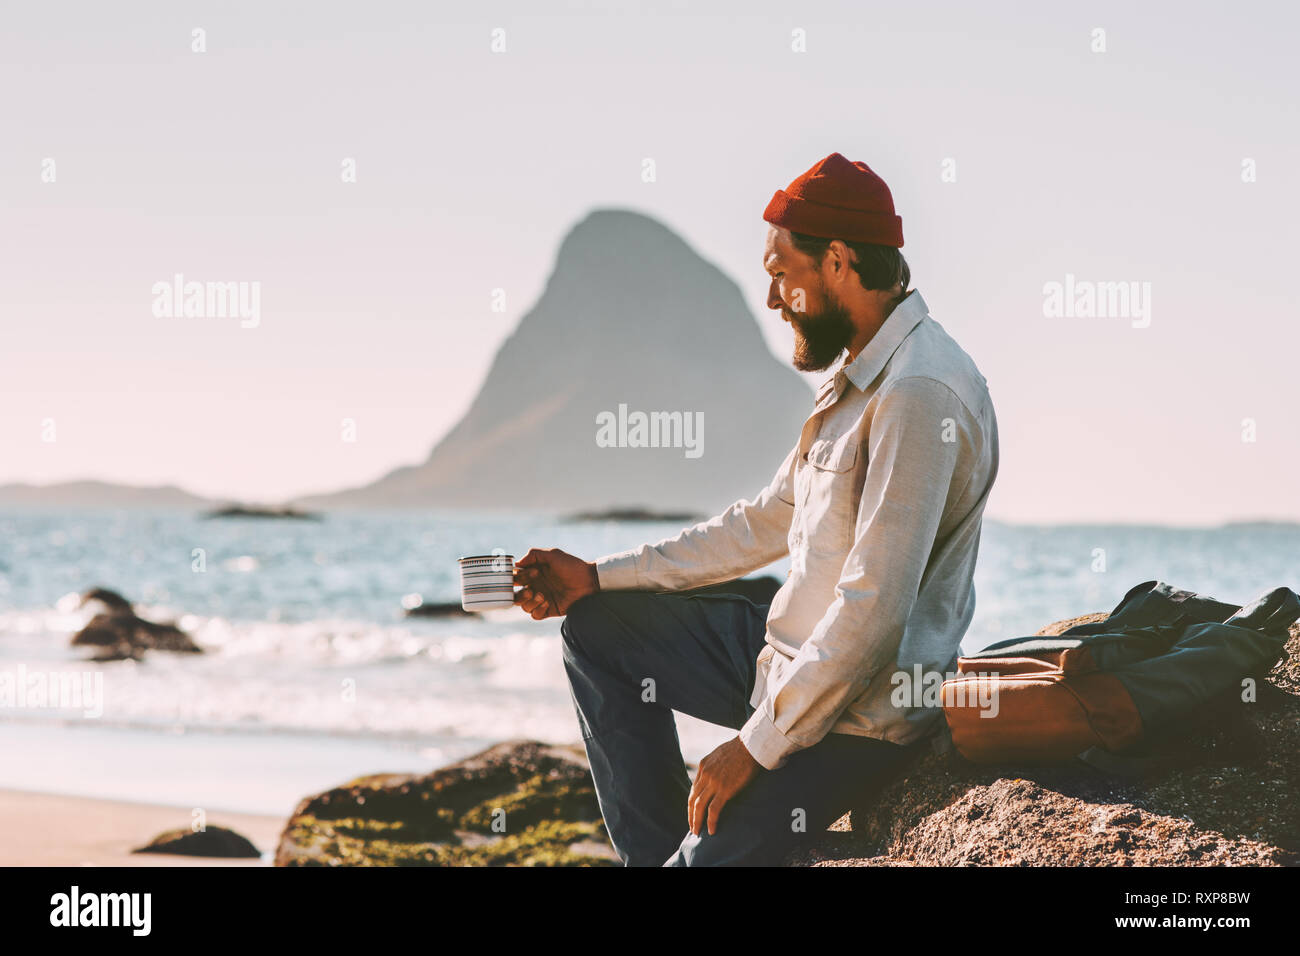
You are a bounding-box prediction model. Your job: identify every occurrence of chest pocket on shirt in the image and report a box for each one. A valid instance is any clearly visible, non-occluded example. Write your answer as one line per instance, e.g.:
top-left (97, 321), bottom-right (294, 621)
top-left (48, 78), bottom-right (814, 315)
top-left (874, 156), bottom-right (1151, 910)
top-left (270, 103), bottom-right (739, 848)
top-left (799, 434), bottom-right (861, 549)
top-left (806, 435), bottom-right (859, 473)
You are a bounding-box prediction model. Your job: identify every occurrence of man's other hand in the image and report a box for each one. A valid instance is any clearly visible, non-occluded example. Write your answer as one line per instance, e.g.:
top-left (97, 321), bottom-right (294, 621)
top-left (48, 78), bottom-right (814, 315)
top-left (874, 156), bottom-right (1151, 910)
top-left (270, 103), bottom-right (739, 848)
top-left (513, 547), bottom-right (600, 619)
top-left (688, 736), bottom-right (762, 836)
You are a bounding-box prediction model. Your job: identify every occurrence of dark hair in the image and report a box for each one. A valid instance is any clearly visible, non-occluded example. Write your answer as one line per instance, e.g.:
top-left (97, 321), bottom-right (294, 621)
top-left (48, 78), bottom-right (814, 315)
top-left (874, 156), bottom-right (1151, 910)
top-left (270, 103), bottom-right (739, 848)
top-left (788, 231), bottom-right (910, 299)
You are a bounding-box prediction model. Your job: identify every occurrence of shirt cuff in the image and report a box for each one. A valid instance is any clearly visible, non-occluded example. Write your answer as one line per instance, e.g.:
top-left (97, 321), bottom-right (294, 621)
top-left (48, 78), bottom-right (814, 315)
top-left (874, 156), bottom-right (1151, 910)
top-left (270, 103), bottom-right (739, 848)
top-left (593, 552), bottom-right (641, 591)
top-left (738, 707), bottom-right (797, 771)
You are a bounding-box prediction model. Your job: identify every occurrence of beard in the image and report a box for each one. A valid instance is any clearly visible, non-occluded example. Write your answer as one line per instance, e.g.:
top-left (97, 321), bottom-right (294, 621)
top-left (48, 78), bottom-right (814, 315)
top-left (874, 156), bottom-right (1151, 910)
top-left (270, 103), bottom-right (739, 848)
top-left (788, 290), bottom-right (855, 372)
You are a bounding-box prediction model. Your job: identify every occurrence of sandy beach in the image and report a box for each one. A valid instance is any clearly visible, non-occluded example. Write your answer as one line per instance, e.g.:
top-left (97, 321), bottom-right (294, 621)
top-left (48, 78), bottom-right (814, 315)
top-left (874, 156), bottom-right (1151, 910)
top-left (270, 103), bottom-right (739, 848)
top-left (0, 789), bottom-right (285, 867)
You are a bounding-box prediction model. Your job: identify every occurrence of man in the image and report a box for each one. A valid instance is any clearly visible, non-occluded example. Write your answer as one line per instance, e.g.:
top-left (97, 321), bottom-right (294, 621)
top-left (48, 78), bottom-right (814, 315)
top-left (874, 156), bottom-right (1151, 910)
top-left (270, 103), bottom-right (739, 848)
top-left (514, 152), bottom-right (999, 866)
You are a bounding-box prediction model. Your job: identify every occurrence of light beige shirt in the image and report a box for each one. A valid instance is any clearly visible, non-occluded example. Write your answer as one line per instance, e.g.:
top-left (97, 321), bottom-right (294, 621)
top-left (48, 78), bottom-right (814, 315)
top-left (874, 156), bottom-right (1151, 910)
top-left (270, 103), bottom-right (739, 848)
top-left (593, 289), bottom-right (999, 770)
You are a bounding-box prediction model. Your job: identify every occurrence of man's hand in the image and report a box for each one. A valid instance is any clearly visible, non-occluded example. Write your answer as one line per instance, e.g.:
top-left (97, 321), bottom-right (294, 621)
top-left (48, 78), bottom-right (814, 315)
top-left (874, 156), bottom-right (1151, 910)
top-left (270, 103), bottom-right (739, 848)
top-left (688, 736), bottom-right (762, 836)
top-left (513, 547), bottom-right (600, 619)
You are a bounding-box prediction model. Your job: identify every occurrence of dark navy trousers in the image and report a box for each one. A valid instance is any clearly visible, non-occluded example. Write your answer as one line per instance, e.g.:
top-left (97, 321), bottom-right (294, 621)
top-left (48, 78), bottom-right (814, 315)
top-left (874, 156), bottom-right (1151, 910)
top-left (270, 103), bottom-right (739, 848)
top-left (559, 585), bottom-right (919, 866)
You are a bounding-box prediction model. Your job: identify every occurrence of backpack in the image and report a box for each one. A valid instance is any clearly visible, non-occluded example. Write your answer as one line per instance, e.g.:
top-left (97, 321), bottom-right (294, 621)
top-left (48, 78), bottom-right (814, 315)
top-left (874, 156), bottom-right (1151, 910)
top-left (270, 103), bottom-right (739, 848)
top-left (940, 580), bottom-right (1300, 765)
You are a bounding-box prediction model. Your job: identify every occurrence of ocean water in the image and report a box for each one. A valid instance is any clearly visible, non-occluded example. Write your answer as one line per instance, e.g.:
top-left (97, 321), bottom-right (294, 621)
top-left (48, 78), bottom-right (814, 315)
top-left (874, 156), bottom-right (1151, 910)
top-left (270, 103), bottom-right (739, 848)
top-left (1, 508), bottom-right (1297, 816)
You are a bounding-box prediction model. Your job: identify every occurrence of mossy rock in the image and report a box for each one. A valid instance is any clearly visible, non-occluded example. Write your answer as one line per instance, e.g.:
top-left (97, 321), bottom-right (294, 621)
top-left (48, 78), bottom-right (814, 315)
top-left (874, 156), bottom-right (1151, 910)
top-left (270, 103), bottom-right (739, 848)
top-left (275, 740), bottom-right (617, 866)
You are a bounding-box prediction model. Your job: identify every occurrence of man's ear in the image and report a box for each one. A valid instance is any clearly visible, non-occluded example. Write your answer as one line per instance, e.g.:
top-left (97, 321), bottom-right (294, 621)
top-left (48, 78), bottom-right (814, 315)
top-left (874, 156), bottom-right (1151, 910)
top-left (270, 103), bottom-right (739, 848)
top-left (822, 240), bottom-right (846, 281)
top-left (836, 242), bottom-right (861, 283)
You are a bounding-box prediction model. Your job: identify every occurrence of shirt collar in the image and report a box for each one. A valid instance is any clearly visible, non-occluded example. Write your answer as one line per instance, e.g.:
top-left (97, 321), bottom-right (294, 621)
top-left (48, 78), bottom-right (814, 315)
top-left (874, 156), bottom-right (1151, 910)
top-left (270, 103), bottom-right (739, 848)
top-left (815, 289), bottom-right (929, 403)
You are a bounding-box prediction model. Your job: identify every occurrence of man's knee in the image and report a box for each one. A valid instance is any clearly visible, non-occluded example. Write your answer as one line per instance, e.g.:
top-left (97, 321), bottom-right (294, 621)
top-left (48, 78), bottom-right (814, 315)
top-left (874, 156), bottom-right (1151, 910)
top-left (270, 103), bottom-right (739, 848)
top-left (560, 590), bottom-right (653, 670)
top-left (559, 590), bottom-right (615, 659)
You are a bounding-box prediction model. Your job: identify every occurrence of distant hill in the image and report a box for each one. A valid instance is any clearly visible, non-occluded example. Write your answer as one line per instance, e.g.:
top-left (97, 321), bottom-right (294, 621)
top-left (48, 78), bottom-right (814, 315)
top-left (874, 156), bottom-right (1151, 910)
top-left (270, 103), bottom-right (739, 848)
top-left (0, 480), bottom-right (215, 509)
top-left (1218, 520), bottom-right (1300, 531)
top-left (293, 208), bottom-right (814, 515)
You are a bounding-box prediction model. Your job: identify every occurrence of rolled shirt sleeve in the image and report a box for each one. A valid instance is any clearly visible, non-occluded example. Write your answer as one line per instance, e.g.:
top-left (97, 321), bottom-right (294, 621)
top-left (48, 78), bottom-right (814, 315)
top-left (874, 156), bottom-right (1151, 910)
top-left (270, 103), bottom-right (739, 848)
top-left (739, 377), bottom-right (979, 770)
top-left (593, 441), bottom-right (799, 593)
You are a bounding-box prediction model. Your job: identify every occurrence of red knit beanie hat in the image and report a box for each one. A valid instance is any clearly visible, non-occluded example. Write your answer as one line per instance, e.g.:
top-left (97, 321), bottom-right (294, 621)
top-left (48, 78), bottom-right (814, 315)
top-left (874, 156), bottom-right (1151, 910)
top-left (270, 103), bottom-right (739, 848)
top-left (763, 152), bottom-right (904, 247)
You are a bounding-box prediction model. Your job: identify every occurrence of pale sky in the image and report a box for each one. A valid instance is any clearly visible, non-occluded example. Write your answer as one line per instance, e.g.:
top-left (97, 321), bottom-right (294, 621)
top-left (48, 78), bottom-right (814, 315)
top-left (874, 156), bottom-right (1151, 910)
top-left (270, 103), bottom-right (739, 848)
top-left (2, 0), bottom-right (1296, 524)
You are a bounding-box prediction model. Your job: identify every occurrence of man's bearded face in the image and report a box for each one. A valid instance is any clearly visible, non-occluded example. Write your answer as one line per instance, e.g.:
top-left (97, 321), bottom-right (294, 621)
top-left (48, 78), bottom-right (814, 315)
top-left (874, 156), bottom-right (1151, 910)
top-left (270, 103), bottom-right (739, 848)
top-left (785, 282), bottom-right (854, 372)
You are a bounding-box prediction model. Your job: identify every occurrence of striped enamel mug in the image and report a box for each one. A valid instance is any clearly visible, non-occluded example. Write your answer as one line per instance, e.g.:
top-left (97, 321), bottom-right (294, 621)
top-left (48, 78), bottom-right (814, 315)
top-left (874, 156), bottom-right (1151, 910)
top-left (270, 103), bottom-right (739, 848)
top-left (458, 553), bottom-right (516, 611)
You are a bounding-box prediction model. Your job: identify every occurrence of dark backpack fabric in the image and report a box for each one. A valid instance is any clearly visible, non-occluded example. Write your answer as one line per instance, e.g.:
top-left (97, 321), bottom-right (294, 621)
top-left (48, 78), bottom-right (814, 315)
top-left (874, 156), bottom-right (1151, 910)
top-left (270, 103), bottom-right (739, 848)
top-left (943, 580), bottom-right (1299, 764)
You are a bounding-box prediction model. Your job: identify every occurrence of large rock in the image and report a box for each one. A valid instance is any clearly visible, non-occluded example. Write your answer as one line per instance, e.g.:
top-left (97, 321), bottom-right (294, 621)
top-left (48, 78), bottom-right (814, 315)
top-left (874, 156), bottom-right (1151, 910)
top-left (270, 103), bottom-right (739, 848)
top-left (784, 613), bottom-right (1300, 866)
top-left (275, 740), bottom-right (617, 866)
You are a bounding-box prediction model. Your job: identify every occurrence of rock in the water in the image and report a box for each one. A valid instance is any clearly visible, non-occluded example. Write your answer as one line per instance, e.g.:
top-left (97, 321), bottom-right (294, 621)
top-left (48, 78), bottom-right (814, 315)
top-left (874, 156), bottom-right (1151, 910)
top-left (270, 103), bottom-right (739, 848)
top-left (784, 613), bottom-right (1300, 866)
top-left (133, 825), bottom-right (261, 858)
top-left (402, 598), bottom-right (474, 618)
top-left (70, 587), bottom-right (202, 659)
top-left (204, 504), bottom-right (320, 520)
top-left (275, 740), bottom-right (617, 866)
top-left (564, 507), bottom-right (705, 523)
